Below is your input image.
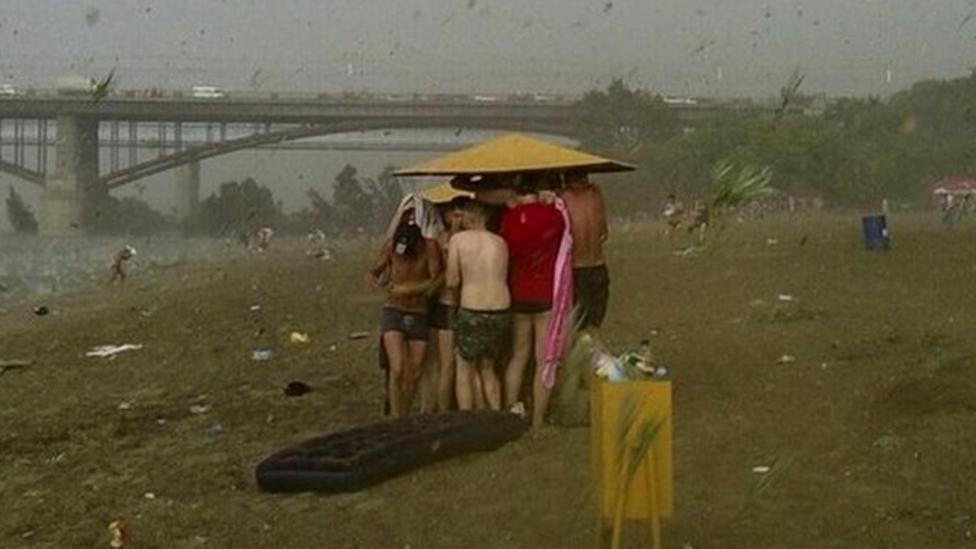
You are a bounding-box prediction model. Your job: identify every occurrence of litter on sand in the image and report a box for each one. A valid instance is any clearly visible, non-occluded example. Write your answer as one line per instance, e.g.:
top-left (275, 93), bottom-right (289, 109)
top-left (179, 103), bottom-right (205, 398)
top-left (251, 349), bottom-right (274, 361)
top-left (289, 332), bottom-right (311, 344)
top-left (0, 359), bottom-right (33, 375)
top-left (108, 519), bottom-right (127, 548)
top-left (777, 354), bottom-right (797, 364)
top-left (86, 344), bottom-right (144, 358)
top-left (348, 331), bottom-right (371, 340)
top-left (284, 381), bottom-right (312, 397)
top-left (777, 294), bottom-right (795, 302)
top-left (752, 465), bottom-right (772, 473)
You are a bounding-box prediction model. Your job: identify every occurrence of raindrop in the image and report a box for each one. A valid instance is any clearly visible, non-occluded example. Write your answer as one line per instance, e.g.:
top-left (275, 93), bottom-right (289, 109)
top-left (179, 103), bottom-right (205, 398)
top-left (85, 6), bottom-right (101, 26)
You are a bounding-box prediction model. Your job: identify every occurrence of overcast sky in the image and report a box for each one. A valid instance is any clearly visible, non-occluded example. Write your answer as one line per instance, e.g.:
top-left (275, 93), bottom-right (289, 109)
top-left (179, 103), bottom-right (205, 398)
top-left (2, 0), bottom-right (976, 97)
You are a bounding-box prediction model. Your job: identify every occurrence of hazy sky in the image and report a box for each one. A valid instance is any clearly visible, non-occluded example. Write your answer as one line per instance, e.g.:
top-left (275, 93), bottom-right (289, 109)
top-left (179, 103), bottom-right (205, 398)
top-left (3, 0), bottom-right (976, 97)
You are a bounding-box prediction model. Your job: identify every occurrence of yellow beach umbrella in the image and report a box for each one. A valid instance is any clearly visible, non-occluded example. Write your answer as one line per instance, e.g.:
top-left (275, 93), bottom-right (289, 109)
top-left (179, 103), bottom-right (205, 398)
top-left (394, 133), bottom-right (635, 177)
top-left (417, 181), bottom-right (474, 203)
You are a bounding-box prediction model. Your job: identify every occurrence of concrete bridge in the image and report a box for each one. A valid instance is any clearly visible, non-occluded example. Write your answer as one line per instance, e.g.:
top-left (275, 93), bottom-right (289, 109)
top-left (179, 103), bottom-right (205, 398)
top-left (0, 92), bottom-right (761, 234)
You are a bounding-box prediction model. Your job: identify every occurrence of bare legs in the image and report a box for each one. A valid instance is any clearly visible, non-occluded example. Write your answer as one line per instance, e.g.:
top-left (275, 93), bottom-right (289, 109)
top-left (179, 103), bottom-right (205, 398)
top-left (529, 312), bottom-right (552, 429)
top-left (505, 311), bottom-right (553, 428)
top-left (504, 314), bottom-right (534, 408)
top-left (383, 331), bottom-right (427, 418)
top-left (418, 330), bottom-right (439, 414)
top-left (456, 356), bottom-right (499, 411)
top-left (403, 341), bottom-right (426, 415)
top-left (456, 355), bottom-right (477, 411)
top-left (413, 328), bottom-right (457, 414)
top-left (479, 359), bottom-right (502, 411)
top-left (436, 328), bottom-right (456, 412)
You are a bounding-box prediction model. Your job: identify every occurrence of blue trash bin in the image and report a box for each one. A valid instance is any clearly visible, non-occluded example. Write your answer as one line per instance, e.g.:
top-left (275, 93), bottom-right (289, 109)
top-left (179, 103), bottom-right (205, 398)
top-left (862, 214), bottom-right (889, 251)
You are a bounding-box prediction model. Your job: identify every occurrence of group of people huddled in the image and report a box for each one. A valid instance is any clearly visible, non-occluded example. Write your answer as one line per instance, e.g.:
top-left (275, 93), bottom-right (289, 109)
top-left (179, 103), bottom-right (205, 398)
top-left (365, 170), bottom-right (609, 429)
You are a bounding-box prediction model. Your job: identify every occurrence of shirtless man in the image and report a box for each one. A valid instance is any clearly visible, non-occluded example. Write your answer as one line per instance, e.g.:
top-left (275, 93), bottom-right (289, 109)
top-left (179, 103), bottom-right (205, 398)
top-left (109, 245), bottom-right (136, 283)
top-left (447, 200), bottom-right (511, 411)
top-left (366, 208), bottom-right (441, 418)
top-left (423, 197), bottom-right (470, 413)
top-left (561, 171), bottom-right (610, 331)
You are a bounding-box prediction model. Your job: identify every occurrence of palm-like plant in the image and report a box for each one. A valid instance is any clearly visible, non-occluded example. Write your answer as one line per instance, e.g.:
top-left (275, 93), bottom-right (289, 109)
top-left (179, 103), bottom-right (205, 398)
top-left (711, 160), bottom-right (777, 211)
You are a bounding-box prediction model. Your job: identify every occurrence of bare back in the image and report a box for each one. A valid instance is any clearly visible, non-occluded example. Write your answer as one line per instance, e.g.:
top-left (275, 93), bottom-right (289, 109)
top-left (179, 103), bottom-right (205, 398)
top-left (447, 230), bottom-right (510, 311)
top-left (561, 183), bottom-right (608, 268)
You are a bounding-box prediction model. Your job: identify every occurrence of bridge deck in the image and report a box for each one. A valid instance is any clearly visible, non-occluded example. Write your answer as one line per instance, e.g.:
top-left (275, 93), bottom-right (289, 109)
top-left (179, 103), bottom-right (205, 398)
top-left (0, 96), bottom-right (577, 123)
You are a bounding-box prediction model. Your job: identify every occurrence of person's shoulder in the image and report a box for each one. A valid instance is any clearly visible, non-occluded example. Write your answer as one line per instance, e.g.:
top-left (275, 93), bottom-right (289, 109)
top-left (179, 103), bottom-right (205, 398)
top-left (485, 231), bottom-right (507, 245)
top-left (454, 229), bottom-right (486, 242)
top-left (449, 230), bottom-right (470, 245)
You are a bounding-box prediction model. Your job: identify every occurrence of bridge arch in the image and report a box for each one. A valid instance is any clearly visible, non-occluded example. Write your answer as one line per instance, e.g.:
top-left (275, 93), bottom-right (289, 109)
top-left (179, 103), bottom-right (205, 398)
top-left (0, 159), bottom-right (45, 186)
top-left (101, 118), bottom-right (578, 189)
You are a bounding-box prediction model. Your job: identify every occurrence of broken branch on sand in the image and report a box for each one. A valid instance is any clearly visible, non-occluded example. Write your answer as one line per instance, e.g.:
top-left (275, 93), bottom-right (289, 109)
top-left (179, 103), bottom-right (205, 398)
top-left (0, 359), bottom-right (34, 375)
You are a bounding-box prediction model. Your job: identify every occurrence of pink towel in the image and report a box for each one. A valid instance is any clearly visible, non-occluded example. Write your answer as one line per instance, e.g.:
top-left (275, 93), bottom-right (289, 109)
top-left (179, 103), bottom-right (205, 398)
top-left (542, 197), bottom-right (574, 390)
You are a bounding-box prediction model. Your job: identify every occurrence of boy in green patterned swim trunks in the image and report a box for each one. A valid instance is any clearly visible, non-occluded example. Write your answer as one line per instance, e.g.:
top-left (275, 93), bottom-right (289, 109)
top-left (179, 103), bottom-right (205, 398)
top-left (446, 200), bottom-right (511, 411)
top-left (455, 308), bottom-right (511, 364)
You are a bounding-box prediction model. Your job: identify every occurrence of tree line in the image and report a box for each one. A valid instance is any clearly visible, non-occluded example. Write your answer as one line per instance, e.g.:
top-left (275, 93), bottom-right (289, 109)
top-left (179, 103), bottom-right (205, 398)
top-left (575, 72), bottom-right (976, 214)
top-left (5, 164), bottom-right (403, 237)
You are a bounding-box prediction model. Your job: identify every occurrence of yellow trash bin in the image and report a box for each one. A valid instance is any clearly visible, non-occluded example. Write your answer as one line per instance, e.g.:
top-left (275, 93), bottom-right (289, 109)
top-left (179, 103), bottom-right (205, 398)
top-left (590, 374), bottom-right (673, 524)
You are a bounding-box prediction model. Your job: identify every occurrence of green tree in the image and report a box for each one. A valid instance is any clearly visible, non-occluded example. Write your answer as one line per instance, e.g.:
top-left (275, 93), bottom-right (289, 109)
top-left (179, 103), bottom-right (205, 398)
top-left (185, 177), bottom-right (283, 237)
top-left (331, 164), bottom-right (373, 233)
top-left (575, 79), bottom-right (680, 151)
top-left (84, 192), bottom-right (173, 236)
top-left (363, 165), bottom-right (404, 232)
top-left (5, 186), bottom-right (38, 234)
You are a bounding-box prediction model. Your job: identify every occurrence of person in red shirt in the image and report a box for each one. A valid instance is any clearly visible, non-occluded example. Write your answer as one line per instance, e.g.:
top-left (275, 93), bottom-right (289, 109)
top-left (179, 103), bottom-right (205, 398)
top-left (500, 173), bottom-right (565, 427)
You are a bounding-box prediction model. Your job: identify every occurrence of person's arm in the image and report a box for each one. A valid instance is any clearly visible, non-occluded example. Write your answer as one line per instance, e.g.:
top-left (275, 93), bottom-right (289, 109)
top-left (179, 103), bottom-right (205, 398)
top-left (594, 185), bottom-right (609, 243)
top-left (445, 235), bottom-right (462, 304)
top-left (425, 238), bottom-right (443, 281)
top-left (364, 239), bottom-right (393, 290)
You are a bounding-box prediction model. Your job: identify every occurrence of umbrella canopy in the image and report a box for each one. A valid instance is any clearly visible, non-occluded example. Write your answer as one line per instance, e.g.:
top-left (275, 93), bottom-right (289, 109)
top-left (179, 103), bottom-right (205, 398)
top-left (394, 133), bottom-right (635, 177)
top-left (417, 181), bottom-right (474, 203)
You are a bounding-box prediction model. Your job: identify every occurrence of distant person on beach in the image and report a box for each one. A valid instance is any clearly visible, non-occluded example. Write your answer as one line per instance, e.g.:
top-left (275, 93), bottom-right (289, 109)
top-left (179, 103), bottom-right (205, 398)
top-left (250, 227), bottom-right (274, 253)
top-left (305, 229), bottom-right (332, 260)
top-left (109, 246), bottom-right (136, 283)
top-left (663, 194), bottom-right (684, 237)
top-left (560, 171), bottom-right (610, 331)
top-left (446, 200), bottom-right (511, 411)
top-left (501, 175), bottom-right (566, 428)
top-left (687, 200), bottom-right (710, 244)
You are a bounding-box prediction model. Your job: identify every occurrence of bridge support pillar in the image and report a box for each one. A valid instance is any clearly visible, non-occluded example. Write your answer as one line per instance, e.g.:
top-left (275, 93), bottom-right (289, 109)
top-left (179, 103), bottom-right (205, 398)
top-left (174, 160), bottom-right (200, 220)
top-left (40, 115), bottom-right (99, 235)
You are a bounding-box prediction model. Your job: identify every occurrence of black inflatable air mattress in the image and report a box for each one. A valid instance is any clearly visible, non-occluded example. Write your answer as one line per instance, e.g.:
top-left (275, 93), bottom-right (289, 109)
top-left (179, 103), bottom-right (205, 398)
top-left (255, 411), bottom-right (527, 493)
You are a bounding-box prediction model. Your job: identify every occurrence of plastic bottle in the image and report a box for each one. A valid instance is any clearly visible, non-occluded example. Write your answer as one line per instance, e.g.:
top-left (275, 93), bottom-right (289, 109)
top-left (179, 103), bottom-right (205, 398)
top-left (638, 339), bottom-right (654, 365)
